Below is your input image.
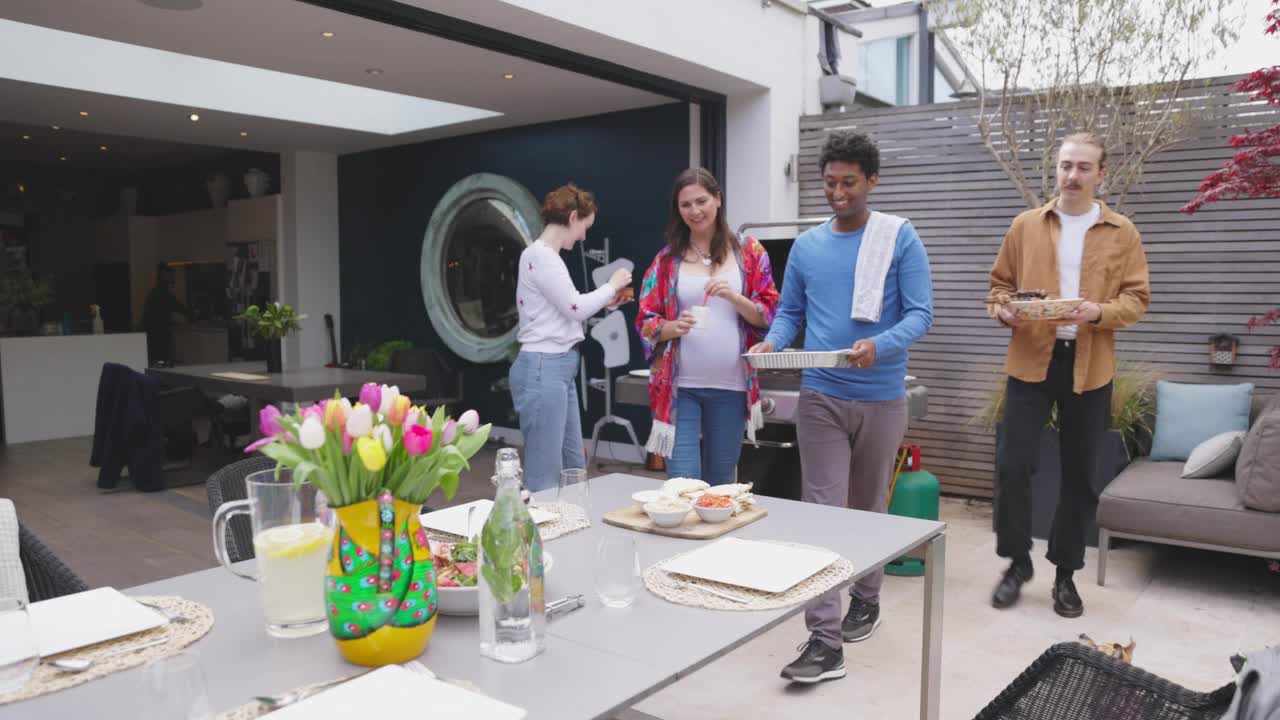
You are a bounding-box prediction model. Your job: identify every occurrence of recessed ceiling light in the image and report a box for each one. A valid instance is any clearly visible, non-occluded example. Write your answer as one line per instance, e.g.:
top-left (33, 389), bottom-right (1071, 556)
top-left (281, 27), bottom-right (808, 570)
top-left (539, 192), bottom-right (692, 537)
top-left (239, 131), bottom-right (248, 137)
top-left (59, 155), bottom-right (67, 161)
top-left (321, 31), bottom-right (335, 38)
top-left (189, 113), bottom-right (200, 121)
top-left (21, 135), bottom-right (30, 140)
top-left (51, 125), bottom-right (60, 131)
top-left (79, 110), bottom-right (89, 116)
top-left (100, 145), bottom-right (108, 151)
top-left (502, 73), bottom-right (515, 80)
top-left (365, 68), bottom-right (383, 76)
top-left (17, 183), bottom-right (24, 193)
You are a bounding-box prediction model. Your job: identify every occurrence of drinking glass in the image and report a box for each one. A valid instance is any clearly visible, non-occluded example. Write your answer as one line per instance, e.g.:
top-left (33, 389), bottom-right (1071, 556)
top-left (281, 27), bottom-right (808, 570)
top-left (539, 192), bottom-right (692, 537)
top-left (212, 469), bottom-right (332, 638)
top-left (146, 651), bottom-right (213, 720)
top-left (558, 468), bottom-right (591, 518)
top-left (0, 598), bottom-right (38, 693)
top-left (594, 535), bottom-right (640, 609)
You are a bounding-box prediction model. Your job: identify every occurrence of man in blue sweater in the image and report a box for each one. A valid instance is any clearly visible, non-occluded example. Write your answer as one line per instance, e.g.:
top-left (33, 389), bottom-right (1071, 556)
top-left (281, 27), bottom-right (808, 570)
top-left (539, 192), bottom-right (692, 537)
top-left (749, 131), bottom-right (934, 684)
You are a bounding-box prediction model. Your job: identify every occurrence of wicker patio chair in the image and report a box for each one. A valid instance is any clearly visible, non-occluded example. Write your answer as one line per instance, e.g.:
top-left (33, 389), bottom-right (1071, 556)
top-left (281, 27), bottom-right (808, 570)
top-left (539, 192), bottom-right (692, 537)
top-left (206, 456), bottom-right (278, 564)
top-left (974, 642), bottom-right (1235, 720)
top-left (19, 524), bottom-right (89, 602)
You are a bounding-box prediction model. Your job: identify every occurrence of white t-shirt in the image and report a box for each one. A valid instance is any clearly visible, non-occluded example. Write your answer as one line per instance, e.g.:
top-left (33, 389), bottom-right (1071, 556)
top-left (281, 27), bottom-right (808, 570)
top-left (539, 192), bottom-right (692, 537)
top-left (1054, 202), bottom-right (1100, 341)
top-left (515, 241), bottom-right (616, 353)
top-left (676, 265), bottom-right (747, 392)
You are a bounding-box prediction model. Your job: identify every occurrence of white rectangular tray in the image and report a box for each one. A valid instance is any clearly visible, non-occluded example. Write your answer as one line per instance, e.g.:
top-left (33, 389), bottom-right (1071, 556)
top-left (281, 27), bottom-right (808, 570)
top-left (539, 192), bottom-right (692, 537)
top-left (29, 587), bottom-right (167, 657)
top-left (743, 350), bottom-right (851, 370)
top-left (270, 665), bottom-right (526, 720)
top-left (662, 537), bottom-right (840, 594)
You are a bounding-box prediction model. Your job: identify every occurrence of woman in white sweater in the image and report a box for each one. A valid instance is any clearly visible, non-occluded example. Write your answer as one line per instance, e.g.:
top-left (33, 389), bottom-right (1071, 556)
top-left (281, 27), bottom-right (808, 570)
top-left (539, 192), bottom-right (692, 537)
top-left (511, 184), bottom-right (631, 491)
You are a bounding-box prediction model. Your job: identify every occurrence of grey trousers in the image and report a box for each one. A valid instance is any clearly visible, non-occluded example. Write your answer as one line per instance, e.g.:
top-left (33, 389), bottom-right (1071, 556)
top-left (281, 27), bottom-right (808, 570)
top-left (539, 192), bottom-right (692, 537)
top-left (798, 389), bottom-right (909, 649)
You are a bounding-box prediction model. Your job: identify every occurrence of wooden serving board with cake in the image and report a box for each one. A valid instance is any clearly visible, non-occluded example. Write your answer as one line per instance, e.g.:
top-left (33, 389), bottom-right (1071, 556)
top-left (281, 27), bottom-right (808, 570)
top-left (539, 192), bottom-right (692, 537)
top-left (603, 478), bottom-right (768, 539)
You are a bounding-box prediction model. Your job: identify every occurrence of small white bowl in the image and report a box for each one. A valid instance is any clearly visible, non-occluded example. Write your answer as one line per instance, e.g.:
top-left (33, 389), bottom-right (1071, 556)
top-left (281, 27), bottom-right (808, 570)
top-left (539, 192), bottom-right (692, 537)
top-left (694, 503), bottom-right (733, 524)
top-left (631, 489), bottom-right (664, 510)
top-left (644, 500), bottom-right (692, 528)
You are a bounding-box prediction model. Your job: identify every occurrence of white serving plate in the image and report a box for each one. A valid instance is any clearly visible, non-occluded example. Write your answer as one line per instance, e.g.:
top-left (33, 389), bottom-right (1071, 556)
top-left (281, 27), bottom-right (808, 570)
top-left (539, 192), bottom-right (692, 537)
top-left (436, 551), bottom-right (555, 616)
top-left (662, 537), bottom-right (839, 594)
top-left (268, 664), bottom-right (526, 719)
top-left (28, 587), bottom-right (167, 657)
top-left (420, 500), bottom-right (558, 539)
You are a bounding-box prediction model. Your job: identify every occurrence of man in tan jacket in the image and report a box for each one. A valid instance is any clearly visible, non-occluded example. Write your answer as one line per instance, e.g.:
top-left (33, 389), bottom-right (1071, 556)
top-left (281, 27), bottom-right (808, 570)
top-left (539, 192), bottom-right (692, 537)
top-left (985, 132), bottom-right (1150, 618)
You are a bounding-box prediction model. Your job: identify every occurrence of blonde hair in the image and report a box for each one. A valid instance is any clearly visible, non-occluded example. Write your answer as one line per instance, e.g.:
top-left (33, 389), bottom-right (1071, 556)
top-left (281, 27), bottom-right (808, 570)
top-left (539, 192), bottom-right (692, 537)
top-left (1060, 132), bottom-right (1107, 168)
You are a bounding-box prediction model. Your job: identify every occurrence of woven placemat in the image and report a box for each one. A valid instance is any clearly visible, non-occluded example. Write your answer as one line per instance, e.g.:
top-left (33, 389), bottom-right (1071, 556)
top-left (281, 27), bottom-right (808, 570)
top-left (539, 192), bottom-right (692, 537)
top-left (0, 595), bottom-right (215, 705)
top-left (216, 662), bottom-right (485, 719)
top-left (643, 542), bottom-right (855, 611)
top-left (429, 502), bottom-right (590, 543)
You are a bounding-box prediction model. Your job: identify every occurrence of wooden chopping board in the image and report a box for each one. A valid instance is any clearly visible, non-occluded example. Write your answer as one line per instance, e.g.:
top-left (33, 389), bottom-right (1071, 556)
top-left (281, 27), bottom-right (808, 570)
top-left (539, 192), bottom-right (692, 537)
top-left (602, 503), bottom-right (768, 539)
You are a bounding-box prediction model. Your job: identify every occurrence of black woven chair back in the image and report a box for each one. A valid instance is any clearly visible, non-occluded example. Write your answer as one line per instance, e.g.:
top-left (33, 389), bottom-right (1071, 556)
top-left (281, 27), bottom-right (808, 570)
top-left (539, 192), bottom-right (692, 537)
top-left (19, 524), bottom-right (89, 602)
top-left (975, 642), bottom-right (1234, 720)
top-left (206, 456), bottom-right (278, 564)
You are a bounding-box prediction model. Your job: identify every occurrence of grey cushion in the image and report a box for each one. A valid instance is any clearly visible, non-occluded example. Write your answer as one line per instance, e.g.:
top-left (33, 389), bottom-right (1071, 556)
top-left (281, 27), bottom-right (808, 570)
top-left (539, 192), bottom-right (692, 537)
top-left (1237, 408), bottom-right (1280, 512)
top-left (1098, 458), bottom-right (1280, 553)
top-left (1181, 431), bottom-right (1246, 479)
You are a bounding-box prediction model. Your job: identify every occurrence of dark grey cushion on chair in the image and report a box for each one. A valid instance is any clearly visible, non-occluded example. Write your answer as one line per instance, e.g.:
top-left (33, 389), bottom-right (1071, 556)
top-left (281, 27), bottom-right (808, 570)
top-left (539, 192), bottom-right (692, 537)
top-left (19, 524), bottom-right (89, 602)
top-left (1098, 459), bottom-right (1280, 553)
top-left (206, 456), bottom-right (278, 564)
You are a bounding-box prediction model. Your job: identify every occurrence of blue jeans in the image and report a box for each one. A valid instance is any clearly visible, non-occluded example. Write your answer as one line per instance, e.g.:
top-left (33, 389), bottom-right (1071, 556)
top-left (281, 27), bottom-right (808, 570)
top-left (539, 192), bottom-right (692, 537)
top-left (667, 387), bottom-right (747, 486)
top-left (509, 350), bottom-right (585, 492)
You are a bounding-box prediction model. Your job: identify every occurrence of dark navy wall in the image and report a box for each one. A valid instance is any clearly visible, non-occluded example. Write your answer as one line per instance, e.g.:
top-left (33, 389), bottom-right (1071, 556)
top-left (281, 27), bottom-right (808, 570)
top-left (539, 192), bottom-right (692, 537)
top-left (338, 102), bottom-right (688, 442)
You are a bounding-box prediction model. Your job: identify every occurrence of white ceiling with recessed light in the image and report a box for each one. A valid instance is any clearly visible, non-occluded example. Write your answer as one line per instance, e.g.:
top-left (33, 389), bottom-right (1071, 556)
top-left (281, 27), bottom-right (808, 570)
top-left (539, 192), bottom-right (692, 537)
top-left (0, 0), bottom-right (674, 155)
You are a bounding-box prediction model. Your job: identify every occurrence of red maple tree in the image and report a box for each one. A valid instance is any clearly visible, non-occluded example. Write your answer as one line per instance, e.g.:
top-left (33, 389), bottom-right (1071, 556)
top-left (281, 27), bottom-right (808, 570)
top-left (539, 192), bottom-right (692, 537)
top-left (1182, 0), bottom-right (1280, 368)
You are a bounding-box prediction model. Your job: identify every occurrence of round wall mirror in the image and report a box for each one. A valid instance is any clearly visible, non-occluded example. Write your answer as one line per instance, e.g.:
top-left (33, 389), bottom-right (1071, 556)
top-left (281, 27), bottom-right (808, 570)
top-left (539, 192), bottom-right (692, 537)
top-left (420, 173), bottom-right (542, 363)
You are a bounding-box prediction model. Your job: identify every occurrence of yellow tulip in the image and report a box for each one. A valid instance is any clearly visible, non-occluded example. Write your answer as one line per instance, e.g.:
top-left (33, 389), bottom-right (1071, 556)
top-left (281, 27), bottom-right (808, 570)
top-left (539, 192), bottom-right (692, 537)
top-left (355, 436), bottom-right (387, 472)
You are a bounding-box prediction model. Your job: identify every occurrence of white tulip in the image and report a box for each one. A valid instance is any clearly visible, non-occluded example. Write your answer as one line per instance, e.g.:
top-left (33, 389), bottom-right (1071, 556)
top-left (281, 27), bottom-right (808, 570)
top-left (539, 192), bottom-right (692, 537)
top-left (378, 385), bottom-right (400, 417)
top-left (374, 424), bottom-right (394, 452)
top-left (300, 416), bottom-right (325, 450)
top-left (458, 409), bottom-right (480, 434)
top-left (346, 404), bottom-right (374, 438)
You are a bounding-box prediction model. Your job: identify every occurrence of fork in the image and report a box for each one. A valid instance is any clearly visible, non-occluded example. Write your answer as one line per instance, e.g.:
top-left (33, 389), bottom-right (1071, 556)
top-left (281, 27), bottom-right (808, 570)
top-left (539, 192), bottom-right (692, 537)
top-left (254, 670), bottom-right (374, 711)
top-left (673, 580), bottom-right (749, 604)
top-left (134, 599), bottom-right (190, 625)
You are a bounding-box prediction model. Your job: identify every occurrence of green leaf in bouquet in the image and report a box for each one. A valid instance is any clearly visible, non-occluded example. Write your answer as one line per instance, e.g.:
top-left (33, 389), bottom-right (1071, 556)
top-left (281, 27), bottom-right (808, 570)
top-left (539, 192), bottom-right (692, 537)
top-left (452, 423), bottom-right (492, 459)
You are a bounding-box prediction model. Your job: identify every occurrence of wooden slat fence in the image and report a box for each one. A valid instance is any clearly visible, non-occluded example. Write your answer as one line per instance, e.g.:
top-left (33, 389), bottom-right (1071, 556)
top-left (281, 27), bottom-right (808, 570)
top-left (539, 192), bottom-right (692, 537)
top-left (798, 75), bottom-right (1280, 498)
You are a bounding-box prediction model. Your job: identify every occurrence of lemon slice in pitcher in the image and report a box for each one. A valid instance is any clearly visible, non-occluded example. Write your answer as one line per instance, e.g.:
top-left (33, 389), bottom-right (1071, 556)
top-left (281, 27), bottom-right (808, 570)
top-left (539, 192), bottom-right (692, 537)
top-left (255, 523), bottom-right (332, 559)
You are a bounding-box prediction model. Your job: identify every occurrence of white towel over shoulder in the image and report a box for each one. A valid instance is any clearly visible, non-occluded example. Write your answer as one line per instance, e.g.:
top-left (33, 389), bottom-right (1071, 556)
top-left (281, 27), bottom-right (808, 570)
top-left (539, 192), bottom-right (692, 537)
top-left (850, 211), bottom-right (907, 323)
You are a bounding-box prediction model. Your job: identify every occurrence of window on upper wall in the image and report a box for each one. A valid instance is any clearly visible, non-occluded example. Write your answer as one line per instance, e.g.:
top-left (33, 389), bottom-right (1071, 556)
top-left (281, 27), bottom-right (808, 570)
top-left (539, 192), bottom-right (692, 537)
top-left (859, 36), bottom-right (913, 105)
top-left (933, 67), bottom-right (956, 103)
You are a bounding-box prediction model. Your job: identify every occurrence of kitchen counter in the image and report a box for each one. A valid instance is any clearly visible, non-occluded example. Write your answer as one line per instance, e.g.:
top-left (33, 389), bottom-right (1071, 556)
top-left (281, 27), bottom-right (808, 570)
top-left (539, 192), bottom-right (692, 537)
top-left (0, 332), bottom-right (148, 444)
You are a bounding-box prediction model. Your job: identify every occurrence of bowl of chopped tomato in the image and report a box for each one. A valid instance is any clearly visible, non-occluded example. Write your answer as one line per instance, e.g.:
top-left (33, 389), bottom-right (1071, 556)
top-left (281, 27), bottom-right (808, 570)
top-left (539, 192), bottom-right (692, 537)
top-left (693, 493), bottom-right (734, 523)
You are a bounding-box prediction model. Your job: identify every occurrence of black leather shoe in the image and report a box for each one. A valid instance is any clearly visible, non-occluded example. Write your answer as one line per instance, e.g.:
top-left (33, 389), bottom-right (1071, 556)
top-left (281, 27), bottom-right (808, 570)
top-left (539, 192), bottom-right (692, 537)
top-left (991, 562), bottom-right (1033, 609)
top-left (780, 640), bottom-right (846, 684)
top-left (1053, 576), bottom-right (1084, 618)
top-left (842, 596), bottom-right (882, 642)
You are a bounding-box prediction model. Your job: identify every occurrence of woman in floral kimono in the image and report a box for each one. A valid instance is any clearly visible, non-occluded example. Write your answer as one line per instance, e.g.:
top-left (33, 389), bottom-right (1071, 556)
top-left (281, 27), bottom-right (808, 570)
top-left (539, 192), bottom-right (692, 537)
top-left (635, 168), bottom-right (780, 485)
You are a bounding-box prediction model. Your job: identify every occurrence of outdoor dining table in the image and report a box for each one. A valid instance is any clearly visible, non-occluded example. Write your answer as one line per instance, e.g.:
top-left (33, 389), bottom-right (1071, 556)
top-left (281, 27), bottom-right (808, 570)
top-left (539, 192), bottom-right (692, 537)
top-left (5, 473), bottom-right (946, 720)
top-left (146, 362), bottom-right (428, 434)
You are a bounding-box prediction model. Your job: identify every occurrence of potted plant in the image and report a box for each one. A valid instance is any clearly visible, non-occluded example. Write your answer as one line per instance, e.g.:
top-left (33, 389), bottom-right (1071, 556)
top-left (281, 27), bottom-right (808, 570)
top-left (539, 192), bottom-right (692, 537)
top-left (236, 302), bottom-right (305, 373)
top-left (974, 362), bottom-right (1159, 545)
top-left (248, 384), bottom-right (491, 665)
top-left (0, 270), bottom-right (54, 336)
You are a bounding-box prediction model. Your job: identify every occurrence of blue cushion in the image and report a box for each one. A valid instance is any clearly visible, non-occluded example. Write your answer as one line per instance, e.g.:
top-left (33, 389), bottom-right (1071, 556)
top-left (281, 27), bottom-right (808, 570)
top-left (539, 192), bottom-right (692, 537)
top-left (1150, 382), bottom-right (1254, 462)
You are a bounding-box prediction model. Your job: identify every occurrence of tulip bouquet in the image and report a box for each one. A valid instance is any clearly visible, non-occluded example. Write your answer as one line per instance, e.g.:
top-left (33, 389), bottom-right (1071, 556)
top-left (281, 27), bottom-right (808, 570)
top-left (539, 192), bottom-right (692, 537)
top-left (247, 382), bottom-right (491, 508)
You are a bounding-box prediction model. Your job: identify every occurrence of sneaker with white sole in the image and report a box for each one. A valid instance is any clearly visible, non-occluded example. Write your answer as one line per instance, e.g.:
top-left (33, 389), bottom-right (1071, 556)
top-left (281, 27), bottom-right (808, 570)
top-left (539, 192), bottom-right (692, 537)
top-left (841, 596), bottom-right (882, 642)
top-left (780, 639), bottom-right (846, 684)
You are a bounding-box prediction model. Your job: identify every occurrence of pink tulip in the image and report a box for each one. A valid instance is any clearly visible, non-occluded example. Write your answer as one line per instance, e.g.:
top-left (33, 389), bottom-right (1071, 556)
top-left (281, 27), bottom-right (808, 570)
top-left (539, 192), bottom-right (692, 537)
top-left (458, 409), bottom-right (480, 434)
top-left (342, 429), bottom-right (354, 456)
top-left (301, 403), bottom-right (324, 423)
top-left (403, 424), bottom-right (433, 456)
top-left (441, 419), bottom-right (458, 445)
top-left (358, 383), bottom-right (381, 413)
top-left (244, 405), bottom-right (284, 453)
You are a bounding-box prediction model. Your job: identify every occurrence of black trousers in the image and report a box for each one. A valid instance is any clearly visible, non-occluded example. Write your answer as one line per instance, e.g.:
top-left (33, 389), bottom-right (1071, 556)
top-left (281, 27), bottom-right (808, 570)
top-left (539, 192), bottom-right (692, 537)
top-left (995, 339), bottom-right (1112, 571)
